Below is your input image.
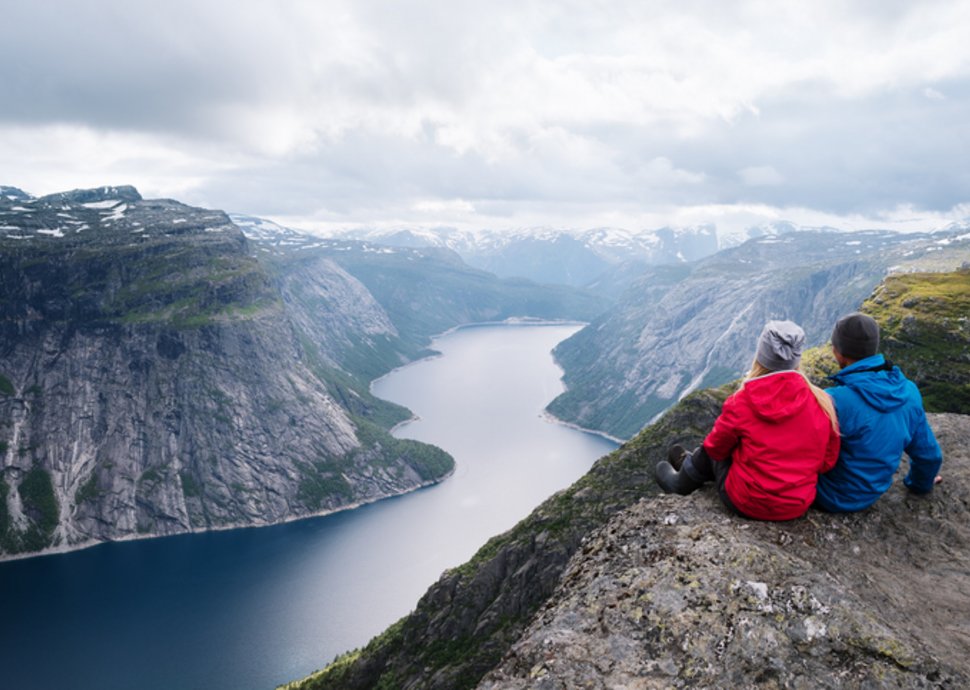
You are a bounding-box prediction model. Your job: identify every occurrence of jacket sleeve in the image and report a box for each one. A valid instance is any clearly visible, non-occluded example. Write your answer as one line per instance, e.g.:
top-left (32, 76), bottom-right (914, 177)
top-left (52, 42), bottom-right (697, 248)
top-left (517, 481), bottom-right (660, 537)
top-left (821, 420), bottom-right (840, 473)
top-left (903, 409), bottom-right (943, 493)
top-left (702, 393), bottom-right (741, 462)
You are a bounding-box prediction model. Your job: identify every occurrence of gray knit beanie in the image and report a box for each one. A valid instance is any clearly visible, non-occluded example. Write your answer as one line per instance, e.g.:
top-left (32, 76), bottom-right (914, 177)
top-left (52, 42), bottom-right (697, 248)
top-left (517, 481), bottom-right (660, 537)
top-left (831, 312), bottom-right (879, 360)
top-left (755, 320), bottom-right (805, 371)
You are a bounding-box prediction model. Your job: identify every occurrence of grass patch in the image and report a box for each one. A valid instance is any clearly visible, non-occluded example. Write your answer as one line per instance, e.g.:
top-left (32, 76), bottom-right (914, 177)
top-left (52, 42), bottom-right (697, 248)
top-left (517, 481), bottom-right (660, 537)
top-left (0, 373), bottom-right (15, 396)
top-left (351, 418), bottom-right (454, 481)
top-left (180, 471), bottom-right (202, 498)
top-left (75, 474), bottom-right (102, 504)
top-left (297, 333), bottom-right (413, 430)
top-left (139, 466), bottom-right (165, 485)
top-left (297, 461), bottom-right (354, 510)
top-left (0, 478), bottom-right (15, 552)
top-left (18, 467), bottom-right (60, 551)
top-left (860, 268), bottom-right (970, 414)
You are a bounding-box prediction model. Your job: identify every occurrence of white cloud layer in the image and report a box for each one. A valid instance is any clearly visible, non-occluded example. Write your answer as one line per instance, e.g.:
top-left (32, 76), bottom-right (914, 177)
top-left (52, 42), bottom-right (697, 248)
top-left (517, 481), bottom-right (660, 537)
top-left (1, 0), bottom-right (969, 234)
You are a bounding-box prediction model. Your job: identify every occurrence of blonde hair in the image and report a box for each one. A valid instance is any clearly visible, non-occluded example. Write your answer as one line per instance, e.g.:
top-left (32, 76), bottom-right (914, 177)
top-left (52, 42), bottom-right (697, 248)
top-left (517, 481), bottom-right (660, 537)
top-left (746, 357), bottom-right (839, 433)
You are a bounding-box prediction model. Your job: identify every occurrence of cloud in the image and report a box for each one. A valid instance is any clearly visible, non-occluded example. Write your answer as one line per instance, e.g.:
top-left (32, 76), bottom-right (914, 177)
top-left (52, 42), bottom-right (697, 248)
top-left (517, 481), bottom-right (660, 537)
top-left (1, 0), bottom-right (969, 232)
top-left (739, 166), bottom-right (785, 187)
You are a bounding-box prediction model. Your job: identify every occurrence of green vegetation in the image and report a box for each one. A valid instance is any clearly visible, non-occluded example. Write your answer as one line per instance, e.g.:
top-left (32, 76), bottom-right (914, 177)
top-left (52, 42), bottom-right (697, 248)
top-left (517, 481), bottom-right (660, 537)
top-left (803, 269), bottom-right (970, 411)
top-left (35, 230), bottom-right (284, 329)
top-left (296, 333), bottom-right (413, 430)
top-left (278, 619), bottom-right (407, 690)
top-left (75, 474), bottom-right (102, 504)
top-left (17, 467), bottom-right (60, 552)
top-left (351, 418), bottom-right (454, 481)
top-left (0, 478), bottom-right (14, 552)
top-left (547, 386), bottom-right (674, 441)
top-left (295, 416), bottom-right (453, 513)
top-left (328, 248), bottom-right (607, 344)
top-left (860, 268), bottom-right (970, 413)
top-left (139, 467), bottom-right (165, 486)
top-left (180, 471), bottom-right (202, 498)
top-left (297, 460), bottom-right (354, 509)
top-left (0, 373), bottom-right (15, 396)
top-left (698, 364), bottom-right (742, 393)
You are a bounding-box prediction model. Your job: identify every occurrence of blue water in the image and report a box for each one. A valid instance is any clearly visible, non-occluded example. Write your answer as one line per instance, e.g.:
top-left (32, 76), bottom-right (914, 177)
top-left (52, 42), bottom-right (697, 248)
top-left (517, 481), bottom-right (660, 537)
top-left (0, 322), bottom-right (617, 690)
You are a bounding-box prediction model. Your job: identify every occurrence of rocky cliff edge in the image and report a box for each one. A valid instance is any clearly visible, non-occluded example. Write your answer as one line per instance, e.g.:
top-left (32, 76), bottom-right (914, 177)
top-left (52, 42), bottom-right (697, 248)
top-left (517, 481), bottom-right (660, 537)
top-left (480, 413), bottom-right (970, 689)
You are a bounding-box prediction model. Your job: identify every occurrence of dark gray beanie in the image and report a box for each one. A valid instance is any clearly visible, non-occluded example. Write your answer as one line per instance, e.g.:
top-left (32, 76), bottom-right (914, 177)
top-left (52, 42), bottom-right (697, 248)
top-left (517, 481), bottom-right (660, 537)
top-left (756, 320), bottom-right (805, 371)
top-left (831, 312), bottom-right (879, 360)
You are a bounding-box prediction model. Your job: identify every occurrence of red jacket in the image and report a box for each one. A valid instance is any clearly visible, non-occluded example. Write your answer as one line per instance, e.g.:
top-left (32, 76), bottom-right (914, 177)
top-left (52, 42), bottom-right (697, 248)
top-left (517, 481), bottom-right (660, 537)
top-left (703, 371), bottom-right (840, 521)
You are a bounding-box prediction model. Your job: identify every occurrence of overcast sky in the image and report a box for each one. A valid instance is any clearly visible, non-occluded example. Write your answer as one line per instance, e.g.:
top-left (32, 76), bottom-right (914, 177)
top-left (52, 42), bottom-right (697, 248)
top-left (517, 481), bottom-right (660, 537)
top-left (2, 0), bottom-right (969, 236)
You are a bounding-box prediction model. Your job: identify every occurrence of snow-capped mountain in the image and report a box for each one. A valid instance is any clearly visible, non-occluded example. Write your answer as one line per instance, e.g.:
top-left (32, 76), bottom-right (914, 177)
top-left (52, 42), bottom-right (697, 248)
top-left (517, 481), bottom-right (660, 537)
top-left (317, 224), bottom-right (720, 287)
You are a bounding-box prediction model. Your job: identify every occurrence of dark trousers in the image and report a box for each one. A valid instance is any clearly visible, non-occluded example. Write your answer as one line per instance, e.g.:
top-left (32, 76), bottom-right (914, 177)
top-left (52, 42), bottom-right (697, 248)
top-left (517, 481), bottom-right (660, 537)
top-left (682, 447), bottom-right (744, 517)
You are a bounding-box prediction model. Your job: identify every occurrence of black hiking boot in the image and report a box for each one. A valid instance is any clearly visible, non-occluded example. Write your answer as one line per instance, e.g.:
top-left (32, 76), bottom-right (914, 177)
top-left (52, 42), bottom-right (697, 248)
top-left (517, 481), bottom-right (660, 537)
top-left (655, 460), bottom-right (702, 496)
top-left (667, 444), bottom-right (689, 470)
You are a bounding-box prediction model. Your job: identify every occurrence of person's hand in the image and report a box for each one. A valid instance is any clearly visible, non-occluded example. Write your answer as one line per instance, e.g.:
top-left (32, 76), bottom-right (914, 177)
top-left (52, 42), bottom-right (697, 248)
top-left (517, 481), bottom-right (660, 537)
top-left (935, 474), bottom-right (943, 485)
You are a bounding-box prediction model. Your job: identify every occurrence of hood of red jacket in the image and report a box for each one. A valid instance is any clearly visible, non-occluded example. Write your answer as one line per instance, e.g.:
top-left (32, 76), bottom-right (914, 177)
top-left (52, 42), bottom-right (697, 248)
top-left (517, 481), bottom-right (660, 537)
top-left (741, 371), bottom-right (814, 423)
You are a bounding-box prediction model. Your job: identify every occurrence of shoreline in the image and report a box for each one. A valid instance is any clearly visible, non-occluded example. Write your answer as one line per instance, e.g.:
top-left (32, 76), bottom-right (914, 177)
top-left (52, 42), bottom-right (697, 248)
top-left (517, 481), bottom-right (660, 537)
top-left (538, 409), bottom-right (625, 445)
top-left (0, 469), bottom-right (454, 564)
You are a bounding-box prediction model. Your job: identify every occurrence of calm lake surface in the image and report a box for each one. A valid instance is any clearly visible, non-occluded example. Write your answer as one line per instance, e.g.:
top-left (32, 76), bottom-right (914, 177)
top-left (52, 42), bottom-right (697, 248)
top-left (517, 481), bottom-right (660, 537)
top-left (0, 322), bottom-right (618, 690)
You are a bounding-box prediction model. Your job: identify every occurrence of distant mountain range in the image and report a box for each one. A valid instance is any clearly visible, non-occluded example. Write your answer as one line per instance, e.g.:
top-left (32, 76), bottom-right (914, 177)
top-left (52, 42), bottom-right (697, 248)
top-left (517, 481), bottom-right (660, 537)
top-left (317, 223), bottom-right (720, 288)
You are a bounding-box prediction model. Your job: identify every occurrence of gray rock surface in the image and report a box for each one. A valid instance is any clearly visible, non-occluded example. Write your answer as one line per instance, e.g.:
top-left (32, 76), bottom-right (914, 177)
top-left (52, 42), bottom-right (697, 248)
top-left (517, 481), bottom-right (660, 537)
top-left (479, 413), bottom-right (970, 689)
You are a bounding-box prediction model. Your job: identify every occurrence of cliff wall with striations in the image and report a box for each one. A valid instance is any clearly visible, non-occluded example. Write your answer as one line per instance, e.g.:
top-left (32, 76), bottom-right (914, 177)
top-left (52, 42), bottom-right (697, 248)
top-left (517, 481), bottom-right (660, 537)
top-left (0, 187), bottom-right (452, 557)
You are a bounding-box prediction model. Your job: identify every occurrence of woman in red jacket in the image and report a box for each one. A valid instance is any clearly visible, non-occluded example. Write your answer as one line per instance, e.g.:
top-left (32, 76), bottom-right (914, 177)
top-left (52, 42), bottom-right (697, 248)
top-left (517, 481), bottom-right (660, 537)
top-left (655, 320), bottom-right (840, 521)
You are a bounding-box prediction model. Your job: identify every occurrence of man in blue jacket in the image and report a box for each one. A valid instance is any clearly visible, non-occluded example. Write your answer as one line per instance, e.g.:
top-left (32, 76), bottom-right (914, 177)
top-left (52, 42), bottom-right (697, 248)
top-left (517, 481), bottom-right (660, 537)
top-left (815, 312), bottom-right (943, 512)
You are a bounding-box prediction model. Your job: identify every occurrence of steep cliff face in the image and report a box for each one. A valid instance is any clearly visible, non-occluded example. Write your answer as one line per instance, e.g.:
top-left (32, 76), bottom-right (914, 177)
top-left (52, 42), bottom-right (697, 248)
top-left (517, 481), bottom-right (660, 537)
top-left (0, 188), bottom-right (452, 557)
top-left (549, 230), bottom-right (970, 440)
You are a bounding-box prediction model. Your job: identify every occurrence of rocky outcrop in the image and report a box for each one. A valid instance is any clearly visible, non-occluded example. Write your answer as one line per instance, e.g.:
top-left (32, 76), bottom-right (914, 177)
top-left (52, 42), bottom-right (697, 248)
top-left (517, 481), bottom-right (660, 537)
top-left (550, 230), bottom-right (970, 439)
top-left (480, 413), bottom-right (970, 688)
top-left (0, 187), bottom-right (453, 557)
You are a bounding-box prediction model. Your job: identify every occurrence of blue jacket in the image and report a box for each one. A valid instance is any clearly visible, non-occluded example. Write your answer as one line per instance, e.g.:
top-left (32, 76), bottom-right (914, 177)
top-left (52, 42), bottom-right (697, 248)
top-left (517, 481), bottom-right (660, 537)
top-left (815, 354), bottom-right (942, 512)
